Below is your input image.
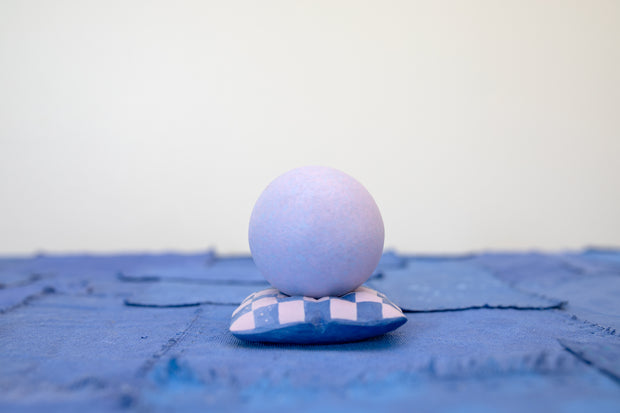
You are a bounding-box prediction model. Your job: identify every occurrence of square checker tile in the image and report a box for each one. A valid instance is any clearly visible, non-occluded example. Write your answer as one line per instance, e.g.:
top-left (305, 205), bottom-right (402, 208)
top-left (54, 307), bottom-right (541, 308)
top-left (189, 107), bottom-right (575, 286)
top-left (278, 300), bottom-right (305, 324)
top-left (356, 302), bottom-right (383, 321)
top-left (330, 299), bottom-right (357, 321)
top-left (230, 310), bottom-right (255, 332)
top-left (253, 303), bottom-right (279, 329)
top-left (353, 291), bottom-right (384, 303)
top-left (304, 299), bottom-right (331, 323)
top-left (382, 302), bottom-right (404, 319)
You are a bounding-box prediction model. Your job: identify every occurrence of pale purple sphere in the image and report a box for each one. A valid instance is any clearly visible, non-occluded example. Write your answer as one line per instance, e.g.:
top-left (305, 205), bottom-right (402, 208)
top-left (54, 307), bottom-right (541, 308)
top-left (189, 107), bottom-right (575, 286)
top-left (248, 166), bottom-right (384, 298)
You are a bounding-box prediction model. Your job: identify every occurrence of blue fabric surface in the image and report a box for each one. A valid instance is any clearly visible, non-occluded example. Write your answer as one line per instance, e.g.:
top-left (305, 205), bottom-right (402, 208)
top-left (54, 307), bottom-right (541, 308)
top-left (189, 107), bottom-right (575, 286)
top-left (124, 282), bottom-right (262, 307)
top-left (0, 250), bottom-right (619, 412)
top-left (473, 252), bottom-right (620, 331)
top-left (367, 260), bottom-right (563, 312)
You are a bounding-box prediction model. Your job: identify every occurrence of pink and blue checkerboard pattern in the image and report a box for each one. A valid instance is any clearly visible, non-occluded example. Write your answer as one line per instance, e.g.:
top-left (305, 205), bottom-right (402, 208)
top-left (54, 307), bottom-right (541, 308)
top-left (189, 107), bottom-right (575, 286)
top-left (230, 286), bottom-right (406, 343)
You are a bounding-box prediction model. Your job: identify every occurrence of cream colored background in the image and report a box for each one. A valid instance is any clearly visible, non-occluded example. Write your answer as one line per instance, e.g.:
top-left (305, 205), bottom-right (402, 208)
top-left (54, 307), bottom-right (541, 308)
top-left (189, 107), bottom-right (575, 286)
top-left (1, 1), bottom-right (619, 255)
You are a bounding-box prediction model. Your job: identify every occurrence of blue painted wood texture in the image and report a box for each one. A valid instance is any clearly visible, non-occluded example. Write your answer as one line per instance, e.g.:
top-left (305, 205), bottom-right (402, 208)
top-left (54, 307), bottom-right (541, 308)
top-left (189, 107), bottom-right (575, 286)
top-left (0, 250), bottom-right (619, 412)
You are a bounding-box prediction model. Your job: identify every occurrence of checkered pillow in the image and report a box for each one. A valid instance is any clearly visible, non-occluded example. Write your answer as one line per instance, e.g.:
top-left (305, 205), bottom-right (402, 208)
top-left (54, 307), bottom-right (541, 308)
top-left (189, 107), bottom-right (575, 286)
top-left (229, 286), bottom-right (407, 344)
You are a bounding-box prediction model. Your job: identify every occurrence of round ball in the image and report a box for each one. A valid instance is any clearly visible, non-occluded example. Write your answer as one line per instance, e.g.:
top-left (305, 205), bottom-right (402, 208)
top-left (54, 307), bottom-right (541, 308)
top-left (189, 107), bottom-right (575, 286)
top-left (248, 166), bottom-right (384, 298)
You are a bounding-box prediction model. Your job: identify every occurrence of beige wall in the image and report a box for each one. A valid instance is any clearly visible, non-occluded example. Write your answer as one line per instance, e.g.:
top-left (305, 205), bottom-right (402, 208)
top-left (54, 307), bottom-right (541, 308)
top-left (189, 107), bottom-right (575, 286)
top-left (1, 1), bottom-right (619, 254)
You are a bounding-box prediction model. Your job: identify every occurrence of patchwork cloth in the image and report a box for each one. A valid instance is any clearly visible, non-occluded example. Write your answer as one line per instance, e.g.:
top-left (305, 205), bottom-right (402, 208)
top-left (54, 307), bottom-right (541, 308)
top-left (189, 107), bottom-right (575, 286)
top-left (2, 250), bottom-right (620, 412)
top-left (230, 286), bottom-right (407, 344)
